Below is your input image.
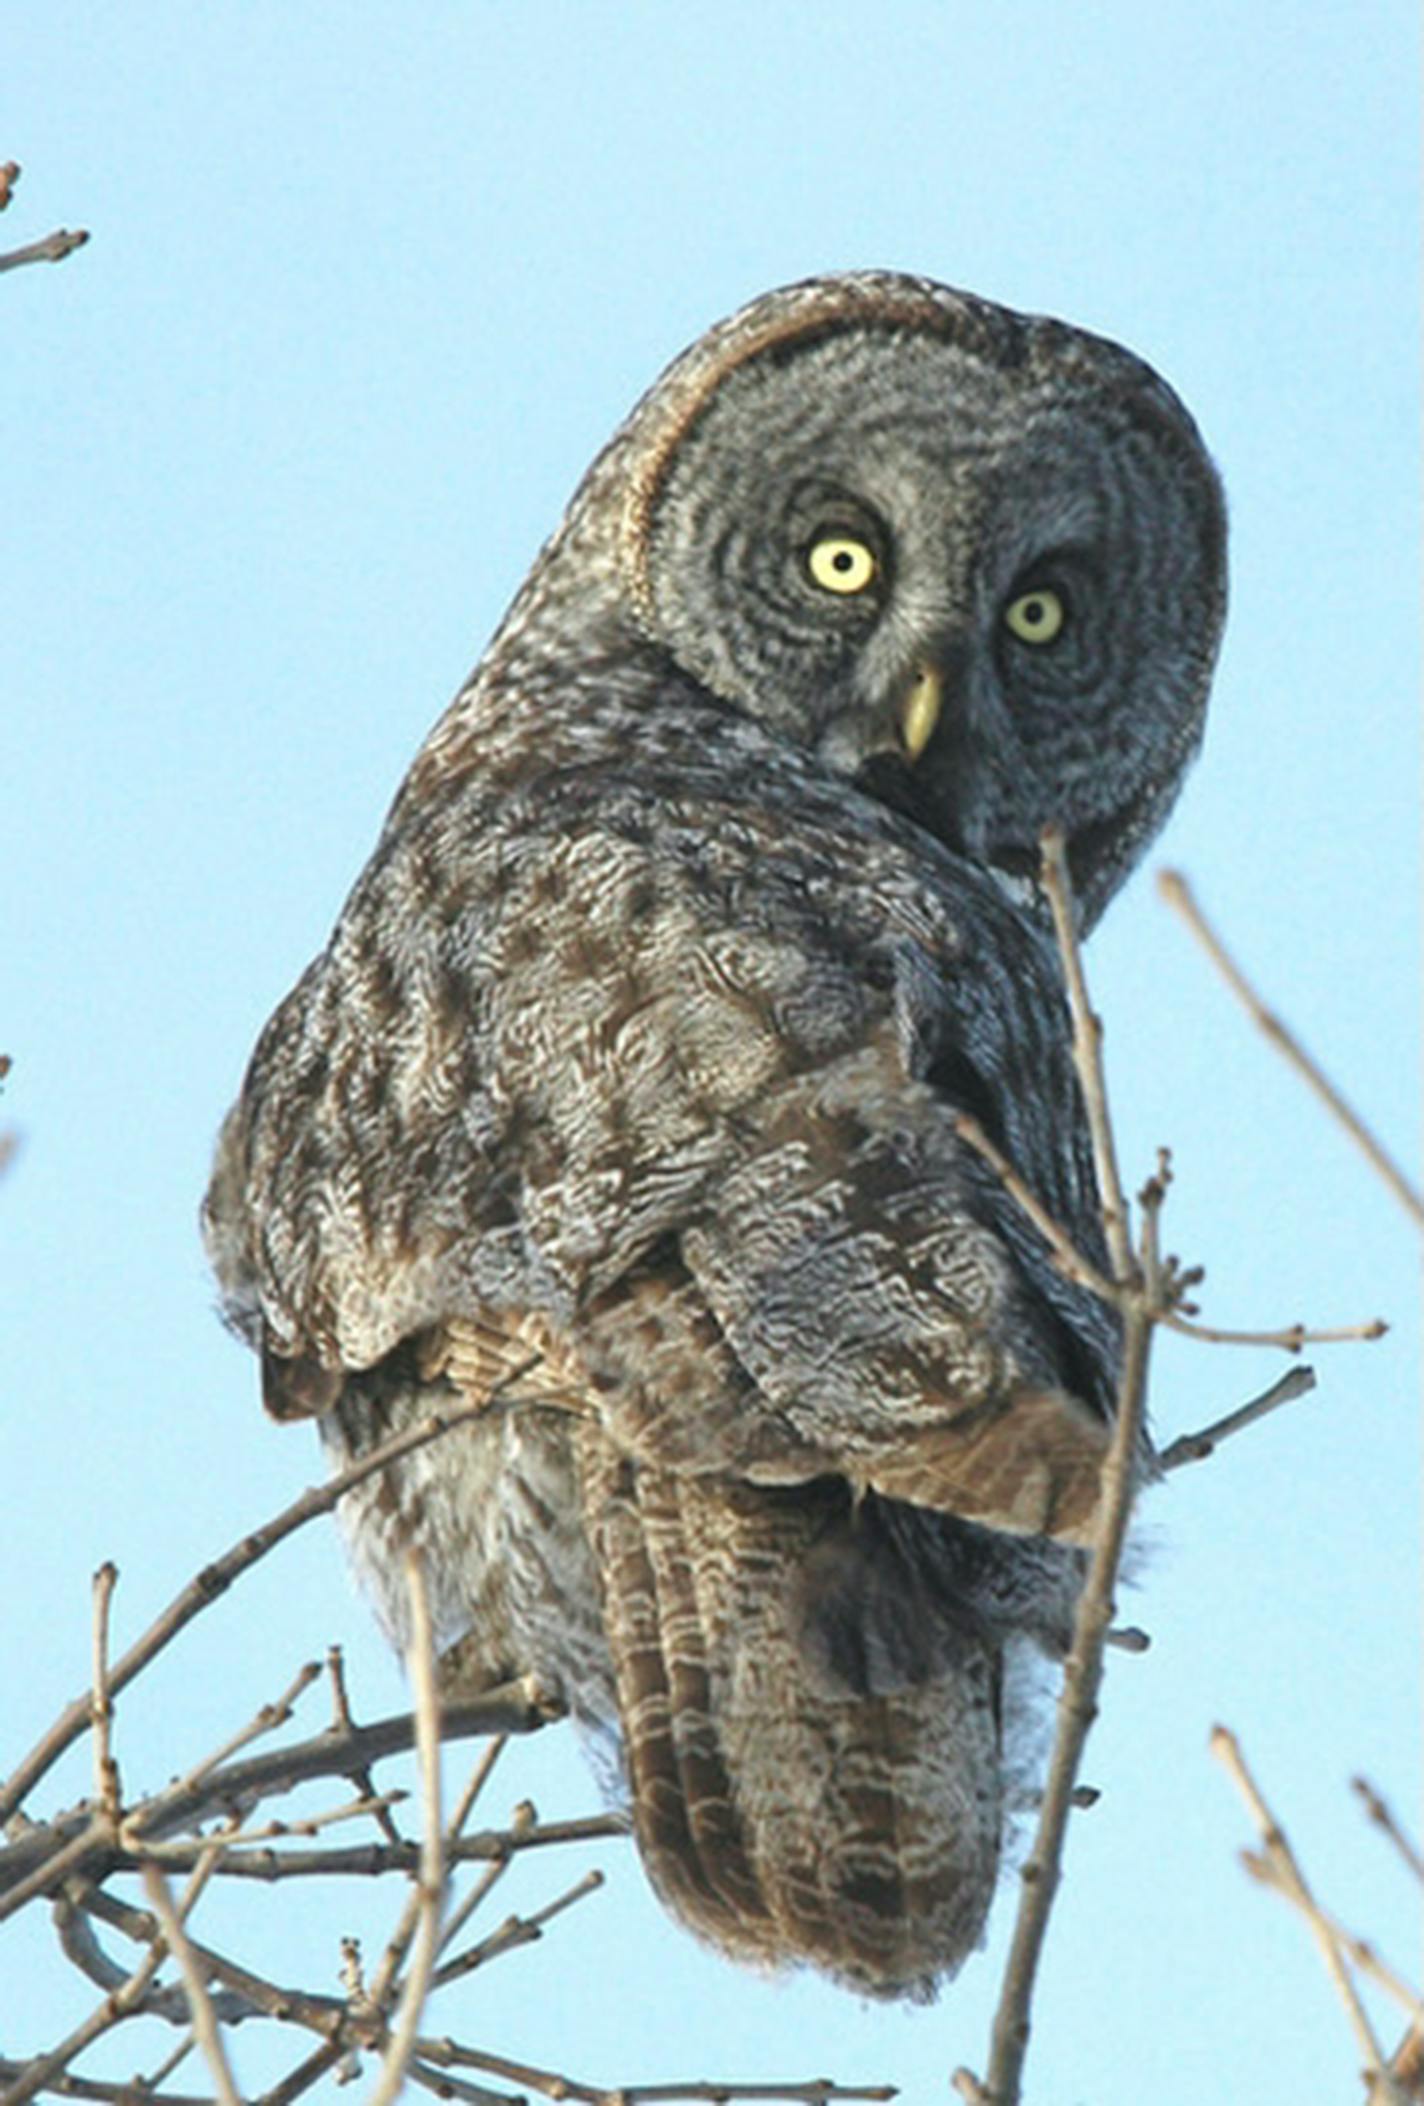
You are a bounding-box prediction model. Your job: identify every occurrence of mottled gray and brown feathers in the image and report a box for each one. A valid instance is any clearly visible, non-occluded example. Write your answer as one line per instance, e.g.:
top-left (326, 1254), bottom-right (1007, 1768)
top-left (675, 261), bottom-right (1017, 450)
top-left (205, 270), bottom-right (1224, 1997)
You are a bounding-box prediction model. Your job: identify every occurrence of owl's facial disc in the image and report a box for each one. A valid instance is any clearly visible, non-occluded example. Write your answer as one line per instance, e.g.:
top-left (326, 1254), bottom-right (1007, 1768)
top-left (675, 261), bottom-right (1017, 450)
top-left (632, 280), bottom-right (1226, 927)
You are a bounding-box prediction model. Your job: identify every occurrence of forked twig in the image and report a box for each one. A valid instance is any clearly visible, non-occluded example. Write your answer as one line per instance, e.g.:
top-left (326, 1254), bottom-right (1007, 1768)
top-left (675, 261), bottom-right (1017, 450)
top-left (0, 1395), bottom-right (500, 1825)
top-left (1, 1848), bottom-right (227, 2106)
top-left (1239, 1853), bottom-right (1424, 2024)
top-left (1211, 1725), bottom-right (1401, 2102)
top-left (0, 162), bottom-right (89, 273)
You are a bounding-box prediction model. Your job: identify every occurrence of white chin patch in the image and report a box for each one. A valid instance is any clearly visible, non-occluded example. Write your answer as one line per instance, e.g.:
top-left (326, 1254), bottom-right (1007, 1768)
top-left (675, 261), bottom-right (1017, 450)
top-left (987, 863), bottom-right (1039, 911)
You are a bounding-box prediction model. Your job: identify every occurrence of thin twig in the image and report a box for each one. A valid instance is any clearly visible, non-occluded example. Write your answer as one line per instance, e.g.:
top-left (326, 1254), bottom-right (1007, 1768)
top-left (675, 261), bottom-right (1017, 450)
top-left (434, 1852), bottom-right (519, 1961)
top-left (125, 1660), bottom-right (324, 1838)
top-left (1159, 1309), bottom-right (1386, 1350)
top-left (139, 2032), bottom-right (201, 2094)
top-left (1353, 1779), bottom-right (1424, 1883)
top-left (1386, 2028), bottom-right (1424, 2104)
top-left (414, 2040), bottom-right (897, 2106)
top-left (90, 1564), bottom-right (120, 1820)
top-left (0, 2064), bottom-right (212, 2106)
top-left (0, 1396), bottom-right (498, 1825)
top-left (954, 828), bottom-right (1154, 2106)
top-left (1159, 1366), bottom-right (1318, 1470)
top-left (62, 1812), bottom-right (622, 1889)
top-left (252, 2041), bottom-right (349, 2106)
top-left (1, 2032), bottom-right (159, 2106)
top-left (952, 1112), bottom-right (1120, 1305)
top-left (329, 1643), bottom-right (402, 1845)
top-left (0, 1817), bottom-right (109, 1926)
top-left (130, 1787), bottom-right (410, 1859)
top-left (365, 1556), bottom-right (446, 2106)
top-left (0, 227), bottom-right (89, 273)
top-left (77, 1879), bottom-right (345, 2033)
top-left (1043, 826), bottom-right (1134, 1277)
top-left (0, 1849), bottom-right (225, 2106)
top-left (430, 1868), bottom-right (605, 1989)
top-left (139, 1855), bottom-right (243, 2106)
top-left (435, 1743), bottom-right (514, 1956)
top-left (0, 1694), bottom-right (580, 1907)
top-left (52, 1887), bottom-right (208, 2022)
top-left (1211, 1725), bottom-right (1401, 2102)
top-left (1159, 870), bottom-right (1424, 1226)
top-left (407, 2062), bottom-right (520, 2106)
top-left (1240, 1853), bottom-right (1424, 2022)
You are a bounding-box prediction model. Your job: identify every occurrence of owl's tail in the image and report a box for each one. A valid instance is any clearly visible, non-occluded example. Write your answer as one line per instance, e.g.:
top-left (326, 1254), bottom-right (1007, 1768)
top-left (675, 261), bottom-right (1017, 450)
top-left (576, 1427), bottom-right (1004, 1999)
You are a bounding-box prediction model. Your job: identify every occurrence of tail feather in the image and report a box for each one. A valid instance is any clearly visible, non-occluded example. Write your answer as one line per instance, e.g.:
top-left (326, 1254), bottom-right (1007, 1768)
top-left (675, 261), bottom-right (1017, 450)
top-left (577, 1427), bottom-right (1004, 1998)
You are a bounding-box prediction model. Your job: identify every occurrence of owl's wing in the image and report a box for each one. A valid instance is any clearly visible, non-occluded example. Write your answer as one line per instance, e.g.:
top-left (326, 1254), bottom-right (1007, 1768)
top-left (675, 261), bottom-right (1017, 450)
top-left (546, 1011), bottom-right (1115, 1546)
top-left (209, 772), bottom-right (1121, 1543)
top-left (680, 1021), bottom-right (1118, 1541)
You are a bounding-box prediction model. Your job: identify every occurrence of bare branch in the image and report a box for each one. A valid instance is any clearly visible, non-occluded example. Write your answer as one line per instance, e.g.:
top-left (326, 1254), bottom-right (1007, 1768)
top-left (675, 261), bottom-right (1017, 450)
top-left (1160, 1309), bottom-right (1387, 1351)
top-left (1353, 1778), bottom-right (1424, 1883)
top-left (0, 1818), bottom-right (109, 1927)
top-left (408, 2062), bottom-right (520, 2106)
top-left (1211, 1725), bottom-right (1401, 2101)
top-left (1042, 825), bottom-right (1134, 1277)
top-left (366, 1557), bottom-right (446, 2106)
top-left (435, 1743), bottom-right (515, 1957)
top-left (0, 1848), bottom-right (225, 2106)
top-left (139, 1856), bottom-right (243, 2106)
top-left (430, 1868), bottom-right (605, 1990)
top-left (126, 1660), bottom-right (324, 1839)
top-left (413, 2037), bottom-right (898, 2106)
top-left (952, 1111), bottom-right (1120, 1305)
top-left (328, 1643), bottom-right (402, 1845)
top-left (89, 1563), bottom-right (120, 1821)
top-left (0, 1685), bottom-right (577, 1909)
top-left (958, 827), bottom-right (1157, 2106)
top-left (1159, 870), bottom-right (1424, 1227)
top-left (0, 227), bottom-right (89, 273)
top-left (1240, 1853), bottom-right (1424, 2023)
top-left (70, 1812), bottom-right (622, 1888)
top-left (1387, 2029), bottom-right (1424, 2104)
top-left (0, 165), bottom-right (87, 270)
top-left (0, 2063), bottom-right (213, 2106)
top-left (253, 2041), bottom-right (349, 2106)
top-left (77, 1879), bottom-right (344, 2035)
top-left (0, 1396), bottom-right (499, 1825)
top-left (1159, 1366), bottom-right (1318, 1471)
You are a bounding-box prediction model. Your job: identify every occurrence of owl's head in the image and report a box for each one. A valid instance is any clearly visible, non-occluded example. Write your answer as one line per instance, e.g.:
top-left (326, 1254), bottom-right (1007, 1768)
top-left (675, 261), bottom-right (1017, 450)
top-left (617, 272), bottom-right (1226, 928)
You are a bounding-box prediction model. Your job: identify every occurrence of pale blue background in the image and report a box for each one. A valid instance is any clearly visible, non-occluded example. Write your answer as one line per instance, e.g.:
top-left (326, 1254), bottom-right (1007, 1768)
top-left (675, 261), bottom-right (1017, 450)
top-left (3, 7), bottom-right (1418, 2102)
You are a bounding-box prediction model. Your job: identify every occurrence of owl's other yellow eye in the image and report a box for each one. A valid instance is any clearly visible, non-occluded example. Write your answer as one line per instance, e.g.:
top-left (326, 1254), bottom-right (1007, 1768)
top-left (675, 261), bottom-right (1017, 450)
top-left (1003, 587), bottom-right (1066, 646)
top-left (806, 535), bottom-right (878, 595)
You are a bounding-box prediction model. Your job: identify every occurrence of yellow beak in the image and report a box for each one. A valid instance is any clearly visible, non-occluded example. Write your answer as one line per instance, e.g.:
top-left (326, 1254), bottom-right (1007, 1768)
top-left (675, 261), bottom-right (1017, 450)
top-left (900, 666), bottom-right (942, 761)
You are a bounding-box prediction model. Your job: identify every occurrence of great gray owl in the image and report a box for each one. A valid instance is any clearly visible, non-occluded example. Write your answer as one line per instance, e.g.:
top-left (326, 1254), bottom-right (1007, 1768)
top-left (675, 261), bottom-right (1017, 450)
top-left (204, 271), bottom-right (1225, 1998)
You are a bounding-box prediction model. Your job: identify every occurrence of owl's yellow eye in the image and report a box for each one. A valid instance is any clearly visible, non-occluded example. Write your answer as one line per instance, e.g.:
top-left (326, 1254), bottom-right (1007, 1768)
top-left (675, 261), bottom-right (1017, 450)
top-left (1003, 587), bottom-right (1066, 646)
top-left (807, 535), bottom-right (878, 595)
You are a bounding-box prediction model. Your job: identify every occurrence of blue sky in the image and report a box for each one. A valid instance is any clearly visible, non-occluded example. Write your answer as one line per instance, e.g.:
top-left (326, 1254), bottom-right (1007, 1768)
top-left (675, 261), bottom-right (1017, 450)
top-left (2, 7), bottom-right (1418, 2102)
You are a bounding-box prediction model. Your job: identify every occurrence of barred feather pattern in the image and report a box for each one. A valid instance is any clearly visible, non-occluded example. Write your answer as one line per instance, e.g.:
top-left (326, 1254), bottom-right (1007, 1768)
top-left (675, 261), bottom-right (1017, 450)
top-left (204, 270), bottom-right (1225, 1996)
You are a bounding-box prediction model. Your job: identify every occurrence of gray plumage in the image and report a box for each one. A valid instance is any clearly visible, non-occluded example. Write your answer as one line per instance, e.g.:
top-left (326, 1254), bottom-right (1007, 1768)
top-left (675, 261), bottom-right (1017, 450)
top-left (204, 271), bottom-right (1225, 1997)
